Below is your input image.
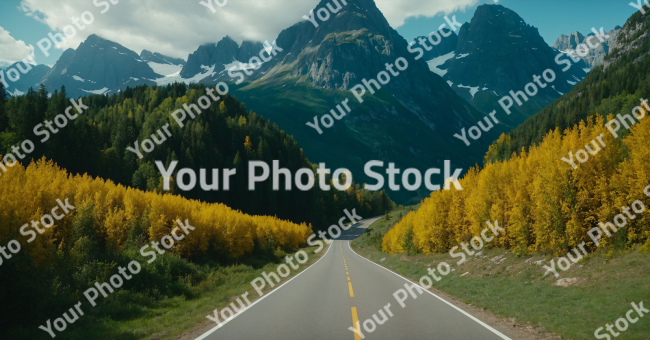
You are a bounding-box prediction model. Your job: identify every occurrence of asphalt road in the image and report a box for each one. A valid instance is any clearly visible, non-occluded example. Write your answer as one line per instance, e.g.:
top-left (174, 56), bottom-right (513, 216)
top-left (196, 218), bottom-right (511, 340)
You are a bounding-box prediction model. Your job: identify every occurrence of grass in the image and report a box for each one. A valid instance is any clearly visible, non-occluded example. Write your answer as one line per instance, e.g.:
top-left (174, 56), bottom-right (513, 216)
top-left (6, 245), bottom-right (328, 340)
top-left (354, 205), bottom-right (420, 253)
top-left (351, 219), bottom-right (650, 340)
top-left (114, 245), bottom-right (327, 340)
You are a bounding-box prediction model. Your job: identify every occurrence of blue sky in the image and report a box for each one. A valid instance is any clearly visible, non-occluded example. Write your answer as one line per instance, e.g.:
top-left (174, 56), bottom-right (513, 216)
top-left (0, 0), bottom-right (58, 65)
top-left (396, 0), bottom-right (637, 45)
top-left (0, 0), bottom-right (640, 67)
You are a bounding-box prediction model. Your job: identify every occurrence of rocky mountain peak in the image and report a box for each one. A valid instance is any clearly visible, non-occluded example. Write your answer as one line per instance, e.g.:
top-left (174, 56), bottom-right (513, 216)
top-left (140, 50), bottom-right (186, 66)
top-left (40, 34), bottom-right (159, 97)
top-left (455, 5), bottom-right (546, 56)
top-left (552, 31), bottom-right (586, 51)
top-left (180, 36), bottom-right (265, 78)
top-left (553, 26), bottom-right (621, 68)
top-left (441, 4), bottom-right (586, 103)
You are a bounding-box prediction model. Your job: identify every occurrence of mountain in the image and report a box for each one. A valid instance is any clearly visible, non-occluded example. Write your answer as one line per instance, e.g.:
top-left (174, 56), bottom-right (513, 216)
top-left (400, 4), bottom-right (590, 164)
top-left (438, 5), bottom-right (588, 105)
top-left (414, 29), bottom-right (458, 62)
top-left (7, 1), bottom-right (593, 203)
top-left (212, 0), bottom-right (490, 203)
top-left (179, 36), bottom-right (265, 79)
top-left (0, 82), bottom-right (393, 230)
top-left (1, 61), bottom-right (50, 96)
top-left (140, 50), bottom-right (186, 66)
top-left (486, 12), bottom-right (649, 162)
top-left (552, 26), bottom-right (621, 68)
top-left (3, 35), bottom-right (191, 98)
top-left (40, 34), bottom-right (160, 97)
top-left (553, 31), bottom-right (585, 52)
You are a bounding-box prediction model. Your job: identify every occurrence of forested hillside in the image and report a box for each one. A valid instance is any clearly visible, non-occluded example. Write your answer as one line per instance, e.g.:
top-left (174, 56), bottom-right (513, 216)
top-left (383, 113), bottom-right (650, 255)
top-left (485, 10), bottom-right (650, 163)
top-left (0, 157), bottom-right (311, 337)
top-left (0, 82), bottom-right (393, 231)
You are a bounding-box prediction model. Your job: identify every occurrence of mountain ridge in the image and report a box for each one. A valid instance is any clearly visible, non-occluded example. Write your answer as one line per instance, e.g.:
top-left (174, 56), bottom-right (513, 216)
top-left (552, 26), bottom-right (621, 68)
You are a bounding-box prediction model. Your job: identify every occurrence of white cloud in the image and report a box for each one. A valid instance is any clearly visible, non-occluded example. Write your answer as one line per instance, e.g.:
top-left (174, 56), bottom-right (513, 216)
top-left (376, 0), bottom-right (479, 27)
top-left (18, 0), bottom-right (478, 60)
top-left (0, 26), bottom-right (35, 66)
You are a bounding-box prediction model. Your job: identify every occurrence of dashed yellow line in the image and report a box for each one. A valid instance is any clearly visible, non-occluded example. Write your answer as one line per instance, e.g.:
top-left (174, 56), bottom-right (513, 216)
top-left (348, 282), bottom-right (354, 297)
top-left (351, 307), bottom-right (361, 340)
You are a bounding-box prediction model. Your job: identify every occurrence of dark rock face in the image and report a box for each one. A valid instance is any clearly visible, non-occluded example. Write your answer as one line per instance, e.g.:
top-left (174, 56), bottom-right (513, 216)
top-left (226, 0), bottom-right (489, 198)
top-left (604, 23), bottom-right (644, 70)
top-left (552, 26), bottom-right (621, 68)
top-left (140, 50), bottom-right (186, 66)
top-left (248, 0), bottom-right (486, 138)
top-left (2, 62), bottom-right (50, 95)
top-left (180, 36), bottom-right (264, 78)
top-left (441, 4), bottom-right (588, 103)
top-left (412, 29), bottom-right (458, 61)
top-left (41, 34), bottom-right (159, 97)
top-left (238, 41), bottom-right (265, 61)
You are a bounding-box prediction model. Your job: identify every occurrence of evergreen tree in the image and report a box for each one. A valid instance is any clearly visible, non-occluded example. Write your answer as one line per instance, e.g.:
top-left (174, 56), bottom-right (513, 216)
top-left (0, 81), bottom-right (7, 129)
top-left (1, 82), bottom-right (395, 230)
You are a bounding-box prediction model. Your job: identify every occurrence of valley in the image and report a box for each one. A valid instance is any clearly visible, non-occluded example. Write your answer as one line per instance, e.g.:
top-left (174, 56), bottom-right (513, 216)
top-left (0, 0), bottom-right (647, 339)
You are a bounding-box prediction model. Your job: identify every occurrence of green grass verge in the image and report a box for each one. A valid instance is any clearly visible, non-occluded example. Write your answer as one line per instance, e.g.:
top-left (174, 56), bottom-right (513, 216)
top-left (7, 245), bottom-right (327, 340)
top-left (352, 219), bottom-right (650, 340)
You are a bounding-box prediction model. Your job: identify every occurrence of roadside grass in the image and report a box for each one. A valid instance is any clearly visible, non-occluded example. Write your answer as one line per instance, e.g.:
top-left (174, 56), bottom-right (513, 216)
top-left (8, 245), bottom-right (327, 340)
top-left (354, 205), bottom-right (419, 253)
top-left (118, 244), bottom-right (327, 340)
top-left (352, 221), bottom-right (650, 340)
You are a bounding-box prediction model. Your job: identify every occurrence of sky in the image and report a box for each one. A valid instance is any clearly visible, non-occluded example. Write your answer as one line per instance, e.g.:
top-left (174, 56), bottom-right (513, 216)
top-left (0, 0), bottom-right (639, 69)
top-left (397, 0), bottom-right (637, 44)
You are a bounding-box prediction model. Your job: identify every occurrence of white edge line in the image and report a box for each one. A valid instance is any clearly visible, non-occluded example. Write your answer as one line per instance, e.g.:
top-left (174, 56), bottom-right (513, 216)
top-left (347, 239), bottom-right (512, 340)
top-left (194, 241), bottom-right (333, 340)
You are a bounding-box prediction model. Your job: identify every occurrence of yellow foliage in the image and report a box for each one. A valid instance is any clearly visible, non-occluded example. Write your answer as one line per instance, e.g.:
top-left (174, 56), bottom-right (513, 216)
top-left (244, 136), bottom-right (253, 153)
top-left (0, 158), bottom-right (312, 265)
top-left (384, 114), bottom-right (650, 255)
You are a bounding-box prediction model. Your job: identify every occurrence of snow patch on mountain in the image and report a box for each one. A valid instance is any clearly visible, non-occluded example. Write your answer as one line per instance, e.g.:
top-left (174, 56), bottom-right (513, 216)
top-left (148, 62), bottom-right (183, 77)
top-left (426, 52), bottom-right (455, 77)
top-left (221, 60), bottom-right (260, 75)
top-left (81, 87), bottom-right (109, 95)
top-left (457, 84), bottom-right (480, 98)
top-left (153, 64), bottom-right (215, 86)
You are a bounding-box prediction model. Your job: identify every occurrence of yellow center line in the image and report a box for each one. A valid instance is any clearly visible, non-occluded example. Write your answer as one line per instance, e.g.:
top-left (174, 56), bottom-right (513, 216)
top-left (351, 307), bottom-right (361, 340)
top-left (346, 272), bottom-right (349, 275)
top-left (348, 282), bottom-right (354, 297)
top-left (347, 276), bottom-right (350, 281)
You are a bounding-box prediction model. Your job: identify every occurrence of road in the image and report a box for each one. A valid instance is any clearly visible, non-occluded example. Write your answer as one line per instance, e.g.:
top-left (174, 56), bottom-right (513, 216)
top-left (196, 218), bottom-right (511, 340)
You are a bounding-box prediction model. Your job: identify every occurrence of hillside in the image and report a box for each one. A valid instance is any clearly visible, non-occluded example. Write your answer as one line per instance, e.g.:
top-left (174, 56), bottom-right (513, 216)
top-left (486, 9), bottom-right (650, 163)
top-left (0, 157), bottom-right (312, 338)
top-left (0, 82), bottom-right (393, 231)
top-left (383, 112), bottom-right (650, 255)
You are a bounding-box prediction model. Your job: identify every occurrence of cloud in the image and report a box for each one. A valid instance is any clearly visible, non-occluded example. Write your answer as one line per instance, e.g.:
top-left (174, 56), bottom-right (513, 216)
top-left (376, 0), bottom-right (480, 27)
top-left (18, 0), bottom-right (478, 60)
top-left (0, 26), bottom-right (35, 66)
